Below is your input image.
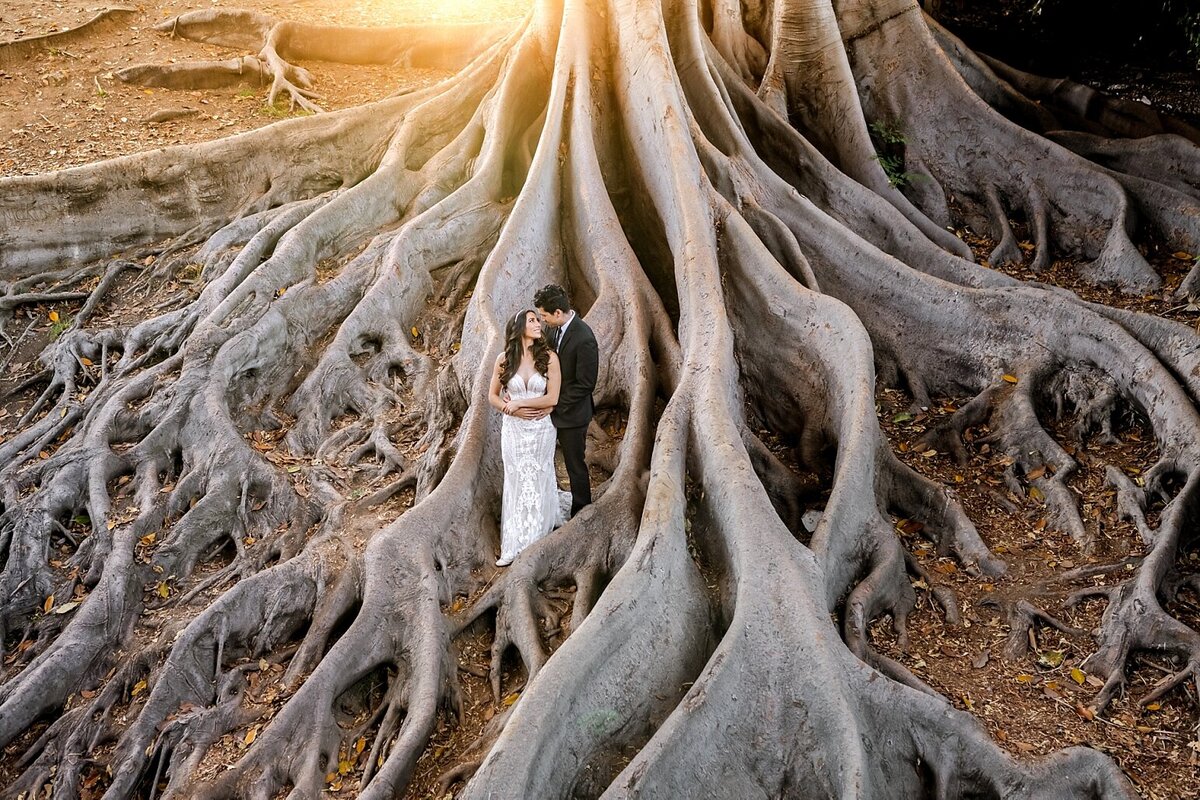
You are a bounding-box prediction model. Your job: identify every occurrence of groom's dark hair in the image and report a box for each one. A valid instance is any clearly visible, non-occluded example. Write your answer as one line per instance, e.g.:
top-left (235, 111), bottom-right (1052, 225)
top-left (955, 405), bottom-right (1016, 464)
top-left (533, 284), bottom-right (571, 314)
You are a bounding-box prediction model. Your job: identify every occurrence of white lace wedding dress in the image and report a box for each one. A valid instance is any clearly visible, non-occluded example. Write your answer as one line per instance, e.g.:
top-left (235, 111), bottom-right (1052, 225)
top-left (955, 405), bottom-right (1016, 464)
top-left (499, 371), bottom-right (571, 564)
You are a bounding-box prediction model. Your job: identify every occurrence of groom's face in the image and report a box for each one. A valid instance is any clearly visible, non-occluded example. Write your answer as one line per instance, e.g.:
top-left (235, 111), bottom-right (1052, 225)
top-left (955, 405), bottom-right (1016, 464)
top-left (537, 306), bottom-right (566, 328)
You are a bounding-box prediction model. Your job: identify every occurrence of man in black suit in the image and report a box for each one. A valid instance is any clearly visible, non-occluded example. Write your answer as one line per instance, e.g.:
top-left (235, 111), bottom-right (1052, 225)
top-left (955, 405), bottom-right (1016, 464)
top-left (533, 284), bottom-right (598, 516)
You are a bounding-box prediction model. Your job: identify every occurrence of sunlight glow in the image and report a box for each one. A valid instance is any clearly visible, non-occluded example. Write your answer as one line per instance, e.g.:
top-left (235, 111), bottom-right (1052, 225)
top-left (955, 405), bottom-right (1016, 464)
top-left (365, 0), bottom-right (533, 26)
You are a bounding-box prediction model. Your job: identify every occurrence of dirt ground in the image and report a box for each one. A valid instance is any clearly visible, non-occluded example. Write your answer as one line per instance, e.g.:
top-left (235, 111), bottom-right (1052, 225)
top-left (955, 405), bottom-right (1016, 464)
top-left (1, 1), bottom-right (1198, 798)
top-left (0, 0), bottom-right (530, 177)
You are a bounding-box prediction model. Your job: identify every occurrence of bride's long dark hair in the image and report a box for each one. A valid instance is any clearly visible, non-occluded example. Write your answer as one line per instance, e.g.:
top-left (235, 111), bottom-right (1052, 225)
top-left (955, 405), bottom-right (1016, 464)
top-left (499, 309), bottom-right (552, 386)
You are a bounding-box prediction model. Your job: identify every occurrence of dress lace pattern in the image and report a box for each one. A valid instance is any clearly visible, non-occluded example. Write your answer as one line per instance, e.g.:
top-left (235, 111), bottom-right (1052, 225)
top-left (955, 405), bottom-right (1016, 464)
top-left (499, 373), bottom-right (571, 562)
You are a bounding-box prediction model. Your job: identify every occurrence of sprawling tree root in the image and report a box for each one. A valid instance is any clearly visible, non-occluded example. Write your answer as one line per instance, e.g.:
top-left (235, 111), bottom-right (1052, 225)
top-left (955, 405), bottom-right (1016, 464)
top-left (0, 7), bottom-right (136, 68)
top-left (4, 0), bottom-right (1200, 797)
top-left (926, 13), bottom-right (1200, 296)
top-left (117, 10), bottom-right (515, 111)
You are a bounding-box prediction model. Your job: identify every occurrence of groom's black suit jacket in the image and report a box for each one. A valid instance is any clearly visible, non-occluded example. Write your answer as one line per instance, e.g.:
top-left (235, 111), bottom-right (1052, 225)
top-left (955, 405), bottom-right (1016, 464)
top-left (552, 315), bottom-right (598, 429)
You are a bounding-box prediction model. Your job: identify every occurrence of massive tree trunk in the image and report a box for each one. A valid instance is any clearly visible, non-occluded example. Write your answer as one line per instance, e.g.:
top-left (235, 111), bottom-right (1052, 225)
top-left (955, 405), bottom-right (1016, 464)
top-left (2, 0), bottom-right (1198, 796)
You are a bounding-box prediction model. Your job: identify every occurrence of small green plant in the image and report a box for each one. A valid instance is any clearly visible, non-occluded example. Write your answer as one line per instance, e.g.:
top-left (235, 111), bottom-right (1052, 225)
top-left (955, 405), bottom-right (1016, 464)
top-left (50, 313), bottom-right (72, 338)
top-left (868, 120), bottom-right (918, 188)
top-left (236, 88), bottom-right (258, 98)
top-left (868, 120), bottom-right (906, 147)
top-left (875, 153), bottom-right (914, 188)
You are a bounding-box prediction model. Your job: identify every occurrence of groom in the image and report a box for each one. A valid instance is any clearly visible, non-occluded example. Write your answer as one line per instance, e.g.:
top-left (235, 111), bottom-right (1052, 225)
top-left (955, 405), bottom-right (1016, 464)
top-left (531, 283), bottom-right (597, 516)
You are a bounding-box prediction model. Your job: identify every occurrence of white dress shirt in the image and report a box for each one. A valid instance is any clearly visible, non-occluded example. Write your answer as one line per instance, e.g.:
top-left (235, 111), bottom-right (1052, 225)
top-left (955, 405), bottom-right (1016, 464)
top-left (556, 310), bottom-right (576, 347)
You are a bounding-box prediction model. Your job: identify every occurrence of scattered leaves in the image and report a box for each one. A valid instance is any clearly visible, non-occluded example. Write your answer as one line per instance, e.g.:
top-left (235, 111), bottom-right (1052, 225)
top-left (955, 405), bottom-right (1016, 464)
top-left (43, 594), bottom-right (54, 613)
top-left (1002, 374), bottom-right (1018, 384)
top-left (131, 679), bottom-right (147, 697)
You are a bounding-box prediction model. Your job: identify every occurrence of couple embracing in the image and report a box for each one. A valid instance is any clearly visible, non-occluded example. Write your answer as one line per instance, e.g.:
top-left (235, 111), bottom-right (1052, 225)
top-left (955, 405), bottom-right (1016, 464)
top-left (487, 284), bottom-right (598, 567)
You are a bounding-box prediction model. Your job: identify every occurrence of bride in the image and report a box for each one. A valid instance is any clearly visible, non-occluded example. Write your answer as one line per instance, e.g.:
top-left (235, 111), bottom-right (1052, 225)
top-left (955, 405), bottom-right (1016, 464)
top-left (488, 309), bottom-right (570, 566)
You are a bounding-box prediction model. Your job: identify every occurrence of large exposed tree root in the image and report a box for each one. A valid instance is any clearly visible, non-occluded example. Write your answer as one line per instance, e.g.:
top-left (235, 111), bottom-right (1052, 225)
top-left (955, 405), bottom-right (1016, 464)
top-left (116, 10), bottom-right (514, 112)
top-left (3, 0), bottom-right (1200, 797)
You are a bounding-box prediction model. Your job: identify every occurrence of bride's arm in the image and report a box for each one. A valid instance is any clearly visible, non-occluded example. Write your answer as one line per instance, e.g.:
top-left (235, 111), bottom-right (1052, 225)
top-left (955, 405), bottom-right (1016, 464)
top-left (511, 353), bottom-right (561, 411)
top-left (488, 355), bottom-right (509, 413)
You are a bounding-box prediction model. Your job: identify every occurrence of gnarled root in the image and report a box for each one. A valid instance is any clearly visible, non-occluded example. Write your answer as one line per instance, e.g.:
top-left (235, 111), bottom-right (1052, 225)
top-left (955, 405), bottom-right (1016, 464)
top-left (117, 9), bottom-right (517, 112)
top-left (8, 0), bottom-right (1200, 795)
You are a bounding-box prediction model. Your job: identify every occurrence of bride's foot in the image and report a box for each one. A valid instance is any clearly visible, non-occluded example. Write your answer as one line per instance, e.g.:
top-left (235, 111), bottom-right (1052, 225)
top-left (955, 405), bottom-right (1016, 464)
top-left (496, 557), bottom-right (513, 567)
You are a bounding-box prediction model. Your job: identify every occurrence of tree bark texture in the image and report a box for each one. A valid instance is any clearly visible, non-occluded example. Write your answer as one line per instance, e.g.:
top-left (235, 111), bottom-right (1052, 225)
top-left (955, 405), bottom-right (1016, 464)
top-left (3, 0), bottom-right (1199, 797)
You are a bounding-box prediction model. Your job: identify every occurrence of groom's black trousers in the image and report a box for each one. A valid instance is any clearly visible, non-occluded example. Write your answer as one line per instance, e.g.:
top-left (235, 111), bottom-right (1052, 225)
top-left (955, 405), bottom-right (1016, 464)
top-left (558, 424), bottom-right (591, 516)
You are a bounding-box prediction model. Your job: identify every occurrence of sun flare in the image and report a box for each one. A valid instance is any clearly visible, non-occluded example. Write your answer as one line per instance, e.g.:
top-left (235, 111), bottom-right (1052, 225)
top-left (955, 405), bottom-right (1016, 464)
top-left (365, 0), bottom-right (532, 25)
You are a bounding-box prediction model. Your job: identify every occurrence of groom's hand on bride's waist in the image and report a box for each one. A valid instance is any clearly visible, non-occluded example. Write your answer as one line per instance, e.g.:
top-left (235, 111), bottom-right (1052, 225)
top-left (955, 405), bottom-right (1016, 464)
top-left (514, 407), bottom-right (550, 420)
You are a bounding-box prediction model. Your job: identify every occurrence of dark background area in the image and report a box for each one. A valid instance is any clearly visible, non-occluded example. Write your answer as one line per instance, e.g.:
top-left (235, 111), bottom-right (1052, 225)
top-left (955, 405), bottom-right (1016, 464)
top-left (929, 0), bottom-right (1200, 123)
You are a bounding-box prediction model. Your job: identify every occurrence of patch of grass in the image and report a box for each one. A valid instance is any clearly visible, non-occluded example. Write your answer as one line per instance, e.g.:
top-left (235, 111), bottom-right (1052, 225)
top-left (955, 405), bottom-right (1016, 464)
top-left (257, 99), bottom-right (314, 119)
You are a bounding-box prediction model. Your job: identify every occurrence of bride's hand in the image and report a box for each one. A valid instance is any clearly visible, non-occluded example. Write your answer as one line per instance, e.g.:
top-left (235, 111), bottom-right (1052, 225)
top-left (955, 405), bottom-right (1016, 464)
top-left (502, 398), bottom-right (523, 415)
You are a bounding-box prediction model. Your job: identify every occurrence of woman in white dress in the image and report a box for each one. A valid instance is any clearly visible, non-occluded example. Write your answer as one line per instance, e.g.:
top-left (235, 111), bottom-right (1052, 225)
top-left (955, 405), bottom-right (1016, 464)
top-left (488, 310), bottom-right (570, 566)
